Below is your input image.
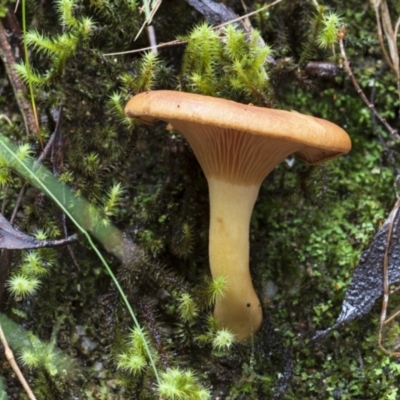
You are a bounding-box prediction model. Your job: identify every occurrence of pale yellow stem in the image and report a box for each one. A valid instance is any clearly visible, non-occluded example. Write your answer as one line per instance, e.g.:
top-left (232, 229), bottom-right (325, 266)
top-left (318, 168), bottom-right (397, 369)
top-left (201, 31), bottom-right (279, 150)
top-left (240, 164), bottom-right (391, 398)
top-left (208, 177), bottom-right (262, 341)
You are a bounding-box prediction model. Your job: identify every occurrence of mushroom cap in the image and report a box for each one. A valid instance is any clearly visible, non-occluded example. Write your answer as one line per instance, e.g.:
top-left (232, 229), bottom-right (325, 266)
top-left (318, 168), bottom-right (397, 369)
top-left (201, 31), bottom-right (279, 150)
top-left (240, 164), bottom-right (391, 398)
top-left (125, 90), bottom-right (351, 166)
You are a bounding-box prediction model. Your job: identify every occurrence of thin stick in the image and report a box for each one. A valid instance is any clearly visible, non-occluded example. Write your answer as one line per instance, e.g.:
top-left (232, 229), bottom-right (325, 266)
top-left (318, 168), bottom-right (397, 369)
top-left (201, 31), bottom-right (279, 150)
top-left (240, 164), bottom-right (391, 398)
top-left (384, 308), bottom-right (400, 325)
top-left (338, 30), bottom-right (400, 141)
top-left (104, 39), bottom-right (186, 56)
top-left (389, 284), bottom-right (400, 294)
top-left (373, 1), bottom-right (400, 108)
top-left (0, 22), bottom-right (38, 136)
top-left (378, 199), bottom-right (400, 357)
top-left (379, 1), bottom-right (399, 79)
top-left (135, 0), bottom-right (162, 42)
top-left (373, 1), bottom-right (396, 74)
top-left (0, 323), bottom-right (37, 400)
top-left (394, 16), bottom-right (400, 40)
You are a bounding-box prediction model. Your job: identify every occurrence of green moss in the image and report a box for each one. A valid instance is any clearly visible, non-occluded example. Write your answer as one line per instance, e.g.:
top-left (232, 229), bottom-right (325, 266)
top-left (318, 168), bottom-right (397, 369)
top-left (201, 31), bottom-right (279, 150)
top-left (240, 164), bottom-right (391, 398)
top-left (2, 0), bottom-right (400, 398)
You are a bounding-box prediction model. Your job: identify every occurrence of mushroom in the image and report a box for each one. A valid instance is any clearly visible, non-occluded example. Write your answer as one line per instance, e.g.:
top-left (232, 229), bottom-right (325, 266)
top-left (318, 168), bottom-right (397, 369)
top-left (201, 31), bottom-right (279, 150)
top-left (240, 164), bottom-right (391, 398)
top-left (125, 90), bottom-right (351, 341)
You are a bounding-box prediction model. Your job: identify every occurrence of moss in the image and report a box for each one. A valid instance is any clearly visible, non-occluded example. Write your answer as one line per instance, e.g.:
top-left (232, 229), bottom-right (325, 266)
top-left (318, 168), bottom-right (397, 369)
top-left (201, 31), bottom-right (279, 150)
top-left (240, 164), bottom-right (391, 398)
top-left (1, 0), bottom-right (400, 398)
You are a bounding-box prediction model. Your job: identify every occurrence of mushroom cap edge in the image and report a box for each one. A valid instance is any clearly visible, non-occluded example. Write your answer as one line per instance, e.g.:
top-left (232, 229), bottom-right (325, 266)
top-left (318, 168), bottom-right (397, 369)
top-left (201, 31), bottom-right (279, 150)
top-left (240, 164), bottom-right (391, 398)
top-left (125, 90), bottom-right (351, 164)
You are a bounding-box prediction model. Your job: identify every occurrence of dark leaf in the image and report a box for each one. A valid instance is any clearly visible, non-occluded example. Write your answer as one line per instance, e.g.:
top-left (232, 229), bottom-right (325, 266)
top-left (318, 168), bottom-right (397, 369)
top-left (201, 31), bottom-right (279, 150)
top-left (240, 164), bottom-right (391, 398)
top-left (0, 213), bottom-right (76, 250)
top-left (313, 202), bottom-right (400, 340)
top-left (185, 0), bottom-right (238, 25)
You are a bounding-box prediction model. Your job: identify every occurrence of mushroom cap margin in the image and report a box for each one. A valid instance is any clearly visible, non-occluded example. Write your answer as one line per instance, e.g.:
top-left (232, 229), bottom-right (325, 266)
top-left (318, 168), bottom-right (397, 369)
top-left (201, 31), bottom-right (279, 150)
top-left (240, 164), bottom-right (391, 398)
top-left (125, 90), bottom-right (351, 164)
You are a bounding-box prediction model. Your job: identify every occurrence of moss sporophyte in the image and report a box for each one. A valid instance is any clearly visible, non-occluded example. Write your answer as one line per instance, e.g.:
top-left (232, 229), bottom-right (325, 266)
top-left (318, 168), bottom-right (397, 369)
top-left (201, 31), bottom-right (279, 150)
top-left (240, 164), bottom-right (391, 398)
top-left (125, 90), bottom-right (351, 341)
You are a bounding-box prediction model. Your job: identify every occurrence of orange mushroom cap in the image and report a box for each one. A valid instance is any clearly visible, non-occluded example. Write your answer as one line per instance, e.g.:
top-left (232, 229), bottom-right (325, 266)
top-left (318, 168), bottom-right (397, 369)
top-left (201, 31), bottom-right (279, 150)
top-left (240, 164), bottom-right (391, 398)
top-left (125, 90), bottom-right (351, 166)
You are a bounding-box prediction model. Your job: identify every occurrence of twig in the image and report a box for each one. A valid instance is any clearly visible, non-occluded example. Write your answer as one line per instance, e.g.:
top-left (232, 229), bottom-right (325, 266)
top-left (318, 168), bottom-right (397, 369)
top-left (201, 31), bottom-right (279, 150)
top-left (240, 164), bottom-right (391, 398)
top-left (10, 184), bottom-right (26, 224)
top-left (49, 105), bottom-right (81, 270)
top-left (369, 65), bottom-right (400, 174)
top-left (104, 39), bottom-right (186, 56)
top-left (378, 198), bottom-right (400, 357)
top-left (373, 1), bottom-right (396, 75)
top-left (0, 22), bottom-right (38, 136)
top-left (394, 16), bottom-right (400, 39)
top-left (384, 308), bottom-right (400, 325)
top-left (338, 29), bottom-right (400, 141)
top-left (390, 284), bottom-right (400, 295)
top-left (34, 130), bottom-right (56, 168)
top-left (0, 323), bottom-right (37, 400)
top-left (378, 1), bottom-right (399, 79)
top-left (372, 0), bottom-right (400, 112)
top-left (135, 0), bottom-right (162, 42)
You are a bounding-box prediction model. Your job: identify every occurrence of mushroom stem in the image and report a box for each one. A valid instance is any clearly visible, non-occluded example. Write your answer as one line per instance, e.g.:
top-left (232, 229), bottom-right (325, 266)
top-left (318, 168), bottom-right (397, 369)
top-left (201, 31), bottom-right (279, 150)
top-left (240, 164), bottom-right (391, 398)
top-left (208, 177), bottom-right (262, 341)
